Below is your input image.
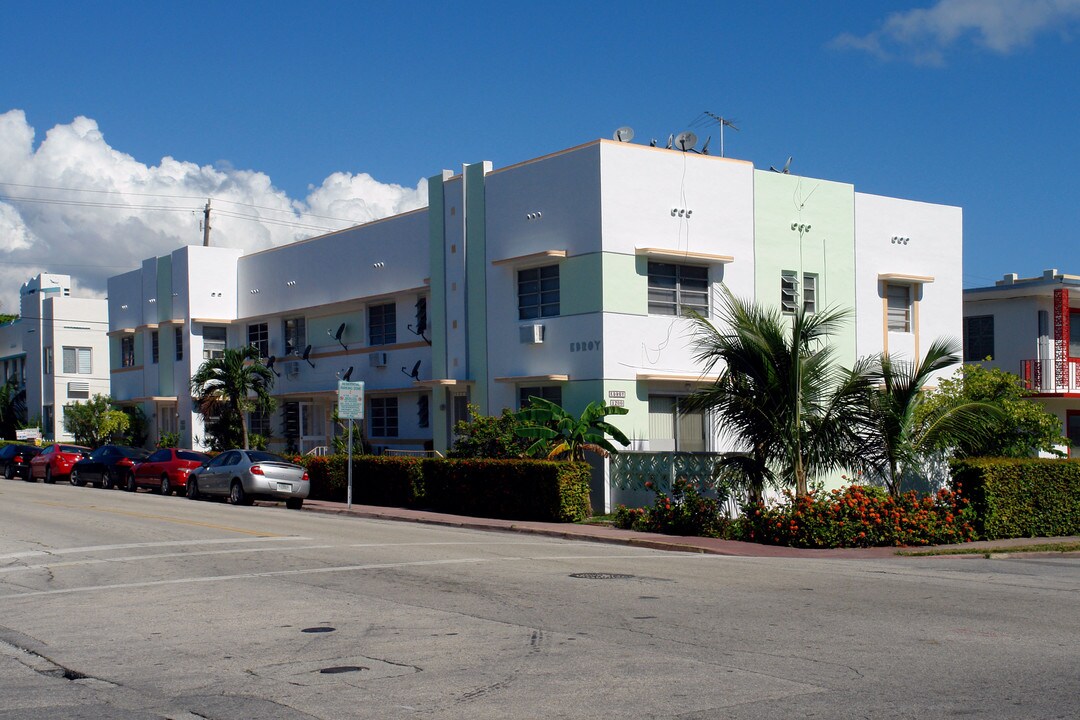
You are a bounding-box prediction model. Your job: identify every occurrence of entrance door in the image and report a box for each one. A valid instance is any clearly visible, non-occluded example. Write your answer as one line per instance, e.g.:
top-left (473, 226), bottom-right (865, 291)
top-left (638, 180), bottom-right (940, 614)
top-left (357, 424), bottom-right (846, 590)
top-left (299, 402), bottom-right (326, 454)
top-left (449, 390), bottom-right (470, 445)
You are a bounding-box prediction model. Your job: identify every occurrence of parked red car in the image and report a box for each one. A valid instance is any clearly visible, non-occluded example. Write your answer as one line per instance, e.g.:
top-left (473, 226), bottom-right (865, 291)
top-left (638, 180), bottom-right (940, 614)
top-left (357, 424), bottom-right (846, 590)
top-left (130, 448), bottom-right (211, 495)
top-left (29, 444), bottom-right (91, 483)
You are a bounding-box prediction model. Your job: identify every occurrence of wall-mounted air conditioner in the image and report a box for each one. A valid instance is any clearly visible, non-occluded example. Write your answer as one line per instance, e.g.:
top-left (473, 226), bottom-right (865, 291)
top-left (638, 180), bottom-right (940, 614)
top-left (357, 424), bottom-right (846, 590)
top-left (520, 324), bottom-right (545, 344)
top-left (285, 362), bottom-right (299, 379)
top-left (369, 352), bottom-right (389, 368)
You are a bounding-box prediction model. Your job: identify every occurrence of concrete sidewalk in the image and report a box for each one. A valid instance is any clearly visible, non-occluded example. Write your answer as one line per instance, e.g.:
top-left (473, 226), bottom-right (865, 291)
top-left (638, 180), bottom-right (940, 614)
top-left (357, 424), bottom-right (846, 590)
top-left (300, 498), bottom-right (1080, 559)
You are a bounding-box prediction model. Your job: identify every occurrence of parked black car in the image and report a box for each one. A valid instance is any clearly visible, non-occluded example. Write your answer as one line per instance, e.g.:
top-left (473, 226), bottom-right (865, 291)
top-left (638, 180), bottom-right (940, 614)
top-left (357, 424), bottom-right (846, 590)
top-left (0, 444), bottom-right (42, 480)
top-left (70, 445), bottom-right (150, 489)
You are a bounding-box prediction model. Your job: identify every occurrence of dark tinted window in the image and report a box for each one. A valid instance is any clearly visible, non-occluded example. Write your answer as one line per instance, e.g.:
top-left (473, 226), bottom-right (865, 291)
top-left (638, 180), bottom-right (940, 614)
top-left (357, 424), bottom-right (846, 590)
top-left (59, 445), bottom-right (86, 454)
top-left (178, 451), bottom-right (209, 462)
top-left (147, 449), bottom-right (171, 462)
top-left (245, 451), bottom-right (289, 464)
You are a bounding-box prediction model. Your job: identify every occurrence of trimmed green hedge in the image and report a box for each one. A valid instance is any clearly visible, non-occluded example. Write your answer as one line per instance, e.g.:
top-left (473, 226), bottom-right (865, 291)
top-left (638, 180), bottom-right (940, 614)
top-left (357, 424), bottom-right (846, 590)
top-left (950, 458), bottom-right (1080, 540)
top-left (293, 454), bottom-right (592, 523)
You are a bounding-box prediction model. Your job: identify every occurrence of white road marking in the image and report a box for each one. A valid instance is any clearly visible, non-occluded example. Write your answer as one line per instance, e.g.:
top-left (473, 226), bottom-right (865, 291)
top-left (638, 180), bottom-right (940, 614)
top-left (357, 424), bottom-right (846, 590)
top-left (0, 536), bottom-right (310, 561)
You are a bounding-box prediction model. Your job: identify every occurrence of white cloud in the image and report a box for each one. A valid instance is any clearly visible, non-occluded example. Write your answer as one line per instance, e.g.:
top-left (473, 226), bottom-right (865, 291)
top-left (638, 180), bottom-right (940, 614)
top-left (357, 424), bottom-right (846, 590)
top-left (0, 109), bottom-right (427, 314)
top-left (832, 0), bottom-right (1080, 65)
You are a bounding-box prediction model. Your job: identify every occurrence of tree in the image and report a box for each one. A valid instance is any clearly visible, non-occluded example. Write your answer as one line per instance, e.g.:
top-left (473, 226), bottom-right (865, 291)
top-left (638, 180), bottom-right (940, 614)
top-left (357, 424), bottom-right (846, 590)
top-left (916, 363), bottom-right (1065, 458)
top-left (63, 394), bottom-right (130, 447)
top-left (683, 288), bottom-right (870, 498)
top-left (0, 374), bottom-right (27, 440)
top-left (448, 404), bottom-right (530, 458)
top-left (190, 346), bottom-right (276, 450)
top-left (514, 397), bottom-right (630, 461)
top-left (853, 339), bottom-right (1000, 497)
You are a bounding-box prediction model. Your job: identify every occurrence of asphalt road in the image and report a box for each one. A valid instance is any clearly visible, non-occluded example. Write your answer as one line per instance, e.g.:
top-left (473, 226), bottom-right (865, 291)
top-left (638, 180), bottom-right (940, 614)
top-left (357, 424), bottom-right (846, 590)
top-left (1, 478), bottom-right (1078, 719)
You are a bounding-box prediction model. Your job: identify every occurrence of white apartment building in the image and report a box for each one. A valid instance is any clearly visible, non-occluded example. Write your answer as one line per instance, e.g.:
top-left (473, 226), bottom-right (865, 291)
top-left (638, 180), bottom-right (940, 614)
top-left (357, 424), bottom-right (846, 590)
top-left (108, 139), bottom-right (963, 510)
top-left (0, 273), bottom-right (110, 440)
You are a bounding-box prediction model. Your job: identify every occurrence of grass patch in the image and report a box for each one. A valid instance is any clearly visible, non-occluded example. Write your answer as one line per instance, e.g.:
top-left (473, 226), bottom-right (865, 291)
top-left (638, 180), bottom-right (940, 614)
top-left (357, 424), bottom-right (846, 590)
top-left (898, 541), bottom-right (1080, 557)
top-left (578, 514), bottom-right (616, 526)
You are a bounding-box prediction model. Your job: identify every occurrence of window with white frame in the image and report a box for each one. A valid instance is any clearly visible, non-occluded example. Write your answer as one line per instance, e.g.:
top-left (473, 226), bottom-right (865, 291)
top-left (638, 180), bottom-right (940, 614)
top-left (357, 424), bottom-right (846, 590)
top-left (368, 303), bottom-right (397, 345)
top-left (802, 274), bottom-right (818, 314)
top-left (202, 326), bottom-right (226, 359)
top-left (781, 271), bottom-right (818, 314)
top-left (43, 347), bottom-right (53, 375)
top-left (151, 331), bottom-right (159, 364)
top-left (887, 284), bottom-right (912, 332)
top-left (175, 326), bottom-right (184, 361)
top-left (283, 317), bottom-right (306, 356)
top-left (370, 397), bottom-right (399, 437)
top-left (248, 322), bottom-right (269, 358)
top-left (518, 265), bottom-right (560, 320)
top-left (648, 262), bottom-right (709, 316)
top-left (417, 396), bottom-right (429, 429)
top-left (62, 347), bottom-right (92, 374)
top-left (121, 335), bottom-right (136, 367)
top-left (249, 409), bottom-right (272, 438)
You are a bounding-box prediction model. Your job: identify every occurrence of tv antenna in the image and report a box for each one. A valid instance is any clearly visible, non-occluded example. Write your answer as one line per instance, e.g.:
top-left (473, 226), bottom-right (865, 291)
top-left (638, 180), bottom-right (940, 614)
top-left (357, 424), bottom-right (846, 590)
top-left (613, 126), bottom-right (634, 143)
top-left (692, 112), bottom-right (739, 157)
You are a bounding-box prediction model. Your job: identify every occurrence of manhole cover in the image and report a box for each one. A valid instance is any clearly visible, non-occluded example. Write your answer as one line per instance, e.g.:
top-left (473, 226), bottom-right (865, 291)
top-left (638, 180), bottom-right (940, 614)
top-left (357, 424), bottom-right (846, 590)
top-left (301, 627), bottom-right (336, 633)
top-left (319, 665), bottom-right (367, 674)
top-left (569, 573), bottom-right (635, 580)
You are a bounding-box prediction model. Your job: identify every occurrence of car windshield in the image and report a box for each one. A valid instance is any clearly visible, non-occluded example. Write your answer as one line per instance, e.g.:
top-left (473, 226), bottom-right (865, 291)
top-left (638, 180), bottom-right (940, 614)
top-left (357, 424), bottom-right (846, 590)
top-left (178, 451), bottom-right (209, 462)
top-left (245, 451), bottom-right (290, 464)
top-left (117, 447), bottom-right (148, 459)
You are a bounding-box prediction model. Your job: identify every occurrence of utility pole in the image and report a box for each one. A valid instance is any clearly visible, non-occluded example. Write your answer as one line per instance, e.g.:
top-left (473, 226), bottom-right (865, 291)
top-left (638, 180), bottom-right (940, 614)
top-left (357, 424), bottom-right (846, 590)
top-left (202, 199), bottom-right (212, 246)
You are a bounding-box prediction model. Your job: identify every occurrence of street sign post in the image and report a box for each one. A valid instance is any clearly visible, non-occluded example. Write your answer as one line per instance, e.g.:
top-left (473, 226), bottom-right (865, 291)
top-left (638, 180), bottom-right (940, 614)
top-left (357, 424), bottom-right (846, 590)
top-left (337, 381), bottom-right (364, 508)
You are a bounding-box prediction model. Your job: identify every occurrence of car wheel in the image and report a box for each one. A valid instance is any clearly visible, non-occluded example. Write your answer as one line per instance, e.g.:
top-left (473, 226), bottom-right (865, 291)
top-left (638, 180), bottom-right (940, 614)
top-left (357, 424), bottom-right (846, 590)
top-left (70, 469), bottom-right (83, 487)
top-left (187, 477), bottom-right (200, 500)
top-left (229, 480), bottom-right (251, 506)
top-left (45, 466), bottom-right (54, 484)
top-left (4, 463), bottom-right (12, 480)
top-left (100, 470), bottom-right (113, 490)
top-left (160, 475), bottom-right (171, 496)
top-left (285, 497), bottom-right (304, 510)
top-left (126, 472), bottom-right (136, 492)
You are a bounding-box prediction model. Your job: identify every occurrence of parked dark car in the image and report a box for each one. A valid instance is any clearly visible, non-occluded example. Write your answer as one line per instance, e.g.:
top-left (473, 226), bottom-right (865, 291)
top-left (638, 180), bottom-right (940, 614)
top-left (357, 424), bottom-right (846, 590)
top-left (70, 445), bottom-right (150, 489)
top-left (0, 444), bottom-right (42, 480)
top-left (187, 449), bottom-right (309, 509)
top-left (29, 443), bottom-right (91, 483)
top-left (130, 447), bottom-right (210, 495)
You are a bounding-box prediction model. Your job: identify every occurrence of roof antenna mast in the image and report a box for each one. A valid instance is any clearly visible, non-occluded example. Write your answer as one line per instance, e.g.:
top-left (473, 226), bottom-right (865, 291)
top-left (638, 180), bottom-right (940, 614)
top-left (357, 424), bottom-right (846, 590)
top-left (702, 111), bottom-right (739, 158)
top-left (202, 199), bottom-right (212, 247)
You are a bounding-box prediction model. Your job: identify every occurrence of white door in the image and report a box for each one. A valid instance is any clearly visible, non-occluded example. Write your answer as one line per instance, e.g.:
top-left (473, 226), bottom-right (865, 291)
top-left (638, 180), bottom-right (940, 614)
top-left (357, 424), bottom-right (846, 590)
top-left (299, 402), bottom-right (326, 454)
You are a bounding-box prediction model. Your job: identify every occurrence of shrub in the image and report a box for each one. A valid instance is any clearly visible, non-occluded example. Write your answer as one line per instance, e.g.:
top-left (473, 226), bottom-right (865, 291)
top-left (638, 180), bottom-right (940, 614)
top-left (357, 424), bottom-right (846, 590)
top-left (294, 455), bottom-right (423, 507)
top-left (422, 458), bottom-right (591, 522)
top-left (950, 458), bottom-right (1080, 539)
top-left (739, 485), bottom-right (977, 548)
top-left (613, 478), bottom-right (729, 537)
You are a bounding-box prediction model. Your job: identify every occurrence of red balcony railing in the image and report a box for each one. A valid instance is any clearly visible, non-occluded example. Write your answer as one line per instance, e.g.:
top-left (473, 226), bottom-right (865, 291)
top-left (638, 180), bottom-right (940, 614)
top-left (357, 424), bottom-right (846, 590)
top-left (1020, 358), bottom-right (1080, 394)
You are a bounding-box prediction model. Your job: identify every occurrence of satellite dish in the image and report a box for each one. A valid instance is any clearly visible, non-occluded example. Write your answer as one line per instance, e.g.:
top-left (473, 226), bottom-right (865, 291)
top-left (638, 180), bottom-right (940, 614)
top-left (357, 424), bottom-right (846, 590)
top-left (265, 356), bottom-right (280, 377)
top-left (301, 344), bottom-right (315, 368)
top-left (401, 359), bottom-right (421, 380)
top-left (674, 131), bottom-right (698, 152)
top-left (613, 126), bottom-right (634, 143)
top-left (329, 322), bottom-right (348, 350)
top-left (342, 366), bottom-right (353, 382)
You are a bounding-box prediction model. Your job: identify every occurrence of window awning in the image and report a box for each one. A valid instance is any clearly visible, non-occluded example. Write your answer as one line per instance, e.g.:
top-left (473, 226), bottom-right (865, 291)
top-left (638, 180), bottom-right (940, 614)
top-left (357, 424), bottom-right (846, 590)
top-left (636, 248), bottom-right (734, 264)
top-left (878, 273), bottom-right (935, 284)
top-left (491, 250), bottom-right (567, 267)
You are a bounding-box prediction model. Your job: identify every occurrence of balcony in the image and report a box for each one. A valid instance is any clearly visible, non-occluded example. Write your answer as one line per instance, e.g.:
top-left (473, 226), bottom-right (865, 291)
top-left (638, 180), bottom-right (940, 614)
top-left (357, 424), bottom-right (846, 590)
top-left (1020, 358), bottom-right (1080, 394)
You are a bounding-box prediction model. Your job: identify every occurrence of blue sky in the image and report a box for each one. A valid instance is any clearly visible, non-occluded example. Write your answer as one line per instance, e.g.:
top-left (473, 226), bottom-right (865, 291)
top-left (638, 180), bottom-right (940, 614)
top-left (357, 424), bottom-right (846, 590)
top-left (1, 0), bottom-right (1079, 310)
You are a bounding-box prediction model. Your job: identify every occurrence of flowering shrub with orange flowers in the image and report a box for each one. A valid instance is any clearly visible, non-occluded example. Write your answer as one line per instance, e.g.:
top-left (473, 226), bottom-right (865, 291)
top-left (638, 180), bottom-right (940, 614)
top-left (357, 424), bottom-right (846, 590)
top-left (738, 484), bottom-right (977, 548)
top-left (613, 478), bottom-right (730, 537)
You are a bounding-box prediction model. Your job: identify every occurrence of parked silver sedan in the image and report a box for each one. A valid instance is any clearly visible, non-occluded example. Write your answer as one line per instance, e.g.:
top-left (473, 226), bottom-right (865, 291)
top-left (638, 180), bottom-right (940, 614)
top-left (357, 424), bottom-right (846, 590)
top-left (186, 449), bottom-right (309, 509)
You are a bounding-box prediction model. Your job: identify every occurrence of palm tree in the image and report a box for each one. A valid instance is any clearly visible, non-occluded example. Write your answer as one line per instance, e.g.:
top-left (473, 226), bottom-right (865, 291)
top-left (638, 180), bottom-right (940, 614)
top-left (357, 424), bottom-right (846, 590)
top-left (190, 346), bottom-right (276, 450)
top-left (515, 397), bottom-right (630, 461)
top-left (853, 338), bottom-right (999, 497)
top-left (683, 288), bottom-right (870, 498)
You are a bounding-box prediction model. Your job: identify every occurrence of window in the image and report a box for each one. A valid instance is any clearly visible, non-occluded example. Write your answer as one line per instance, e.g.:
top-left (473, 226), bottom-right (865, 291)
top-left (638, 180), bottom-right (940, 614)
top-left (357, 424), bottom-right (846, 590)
top-left (417, 396), bottom-right (429, 429)
top-left (249, 409), bottom-right (272, 438)
top-left (283, 317), bottom-right (306, 355)
top-left (203, 326), bottom-right (226, 359)
top-left (42, 405), bottom-right (53, 437)
top-left (121, 335), bottom-right (136, 367)
top-left (414, 297), bottom-right (428, 336)
top-left (963, 315), bottom-right (994, 361)
top-left (887, 284), bottom-right (912, 332)
top-left (370, 397), bottom-right (399, 437)
top-left (1068, 411), bottom-right (1080, 458)
top-left (43, 347), bottom-right (52, 375)
top-left (781, 271), bottom-right (818, 315)
top-left (518, 265), bottom-right (560, 320)
top-left (648, 262), bottom-right (709, 316)
top-left (175, 327), bottom-right (184, 361)
top-left (151, 331), bottom-right (159, 364)
top-left (147, 449), bottom-right (171, 463)
top-left (248, 322), bottom-right (269, 358)
top-left (519, 386), bottom-right (563, 409)
top-left (368, 304), bottom-right (397, 345)
top-left (62, 347), bottom-right (92, 374)
top-left (648, 396), bottom-right (705, 452)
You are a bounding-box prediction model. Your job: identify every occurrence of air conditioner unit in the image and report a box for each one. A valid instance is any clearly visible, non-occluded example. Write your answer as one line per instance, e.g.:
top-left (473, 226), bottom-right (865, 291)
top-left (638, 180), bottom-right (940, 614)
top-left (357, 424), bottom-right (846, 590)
top-left (520, 324), bottom-right (545, 344)
top-left (285, 362), bottom-right (299, 379)
top-left (369, 352), bottom-right (388, 368)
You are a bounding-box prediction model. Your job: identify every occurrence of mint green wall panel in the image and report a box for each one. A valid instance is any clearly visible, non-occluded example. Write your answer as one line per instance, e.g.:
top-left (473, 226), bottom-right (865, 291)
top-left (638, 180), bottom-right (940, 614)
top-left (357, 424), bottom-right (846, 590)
top-left (464, 163), bottom-right (489, 413)
top-left (560, 253), bottom-right (604, 316)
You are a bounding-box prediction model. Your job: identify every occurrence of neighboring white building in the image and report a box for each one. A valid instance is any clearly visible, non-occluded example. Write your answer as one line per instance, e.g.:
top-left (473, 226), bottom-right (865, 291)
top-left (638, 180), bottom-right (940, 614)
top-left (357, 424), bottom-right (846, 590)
top-left (0, 273), bottom-right (110, 441)
top-left (107, 139), bottom-right (963, 509)
top-left (963, 269), bottom-right (1080, 452)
